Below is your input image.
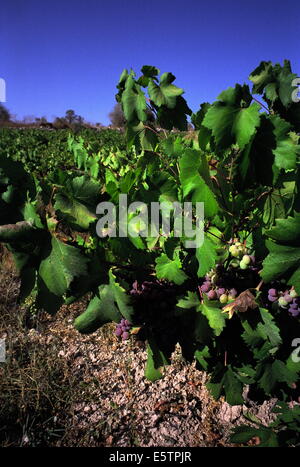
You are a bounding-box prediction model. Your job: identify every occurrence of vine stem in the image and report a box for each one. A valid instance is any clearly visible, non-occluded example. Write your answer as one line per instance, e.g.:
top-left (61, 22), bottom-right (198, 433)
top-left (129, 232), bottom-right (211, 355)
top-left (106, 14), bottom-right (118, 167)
top-left (252, 95), bottom-right (270, 113)
top-left (205, 229), bottom-right (227, 244)
top-left (255, 280), bottom-right (264, 291)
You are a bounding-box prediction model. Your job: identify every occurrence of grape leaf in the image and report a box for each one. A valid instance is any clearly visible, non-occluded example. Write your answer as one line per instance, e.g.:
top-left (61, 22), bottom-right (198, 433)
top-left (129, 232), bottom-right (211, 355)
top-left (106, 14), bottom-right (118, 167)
top-left (271, 115), bottom-right (300, 170)
top-left (74, 285), bottom-right (122, 334)
top-left (200, 302), bottom-right (226, 336)
top-left (39, 236), bottom-right (89, 296)
top-left (155, 253), bottom-right (187, 285)
top-left (54, 176), bottom-right (100, 230)
top-left (141, 65), bottom-right (160, 78)
top-left (196, 234), bottom-right (218, 277)
top-left (148, 76), bottom-right (183, 109)
top-left (74, 269), bottom-right (134, 334)
top-left (260, 240), bottom-right (300, 293)
top-left (249, 59), bottom-right (298, 107)
top-left (145, 337), bottom-right (170, 381)
top-left (257, 359), bottom-right (297, 395)
top-left (207, 365), bottom-right (244, 405)
top-left (265, 212), bottom-right (300, 246)
top-left (257, 308), bottom-right (282, 348)
top-left (230, 425), bottom-right (279, 447)
top-left (121, 75), bottom-right (147, 123)
top-left (202, 84), bottom-right (261, 150)
top-left (179, 148), bottom-right (219, 218)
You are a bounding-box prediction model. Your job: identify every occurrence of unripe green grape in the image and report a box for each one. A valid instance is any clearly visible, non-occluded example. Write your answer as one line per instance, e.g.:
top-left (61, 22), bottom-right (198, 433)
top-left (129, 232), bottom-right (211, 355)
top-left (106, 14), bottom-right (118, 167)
top-left (239, 260), bottom-right (248, 270)
top-left (231, 260), bottom-right (239, 268)
top-left (278, 296), bottom-right (288, 307)
top-left (229, 245), bottom-right (239, 257)
top-left (219, 294), bottom-right (228, 304)
top-left (242, 255), bottom-right (251, 265)
top-left (290, 289), bottom-right (298, 299)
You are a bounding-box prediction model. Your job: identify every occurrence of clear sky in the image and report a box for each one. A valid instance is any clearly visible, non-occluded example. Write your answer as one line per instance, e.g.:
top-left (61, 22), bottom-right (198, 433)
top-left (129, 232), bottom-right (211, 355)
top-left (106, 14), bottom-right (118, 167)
top-left (1, 0), bottom-right (299, 125)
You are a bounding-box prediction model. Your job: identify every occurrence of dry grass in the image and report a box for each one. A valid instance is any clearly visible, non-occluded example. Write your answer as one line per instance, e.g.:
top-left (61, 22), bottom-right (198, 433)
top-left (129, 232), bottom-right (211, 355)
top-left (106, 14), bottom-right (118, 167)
top-left (0, 249), bottom-right (79, 446)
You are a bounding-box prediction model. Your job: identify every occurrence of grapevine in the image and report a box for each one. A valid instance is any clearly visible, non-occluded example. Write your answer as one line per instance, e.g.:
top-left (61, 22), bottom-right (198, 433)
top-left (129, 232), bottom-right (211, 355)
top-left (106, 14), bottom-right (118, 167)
top-left (0, 59), bottom-right (300, 410)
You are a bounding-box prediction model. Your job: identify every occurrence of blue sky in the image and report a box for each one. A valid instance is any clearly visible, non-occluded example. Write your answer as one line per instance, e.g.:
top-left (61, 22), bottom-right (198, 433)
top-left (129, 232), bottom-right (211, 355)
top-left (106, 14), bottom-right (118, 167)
top-left (1, 0), bottom-right (299, 125)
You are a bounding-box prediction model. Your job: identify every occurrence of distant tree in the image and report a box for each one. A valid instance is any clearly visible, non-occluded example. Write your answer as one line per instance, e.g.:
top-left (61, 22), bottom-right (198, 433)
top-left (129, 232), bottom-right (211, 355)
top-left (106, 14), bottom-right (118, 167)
top-left (65, 109), bottom-right (76, 124)
top-left (52, 117), bottom-right (71, 130)
top-left (65, 109), bottom-right (84, 126)
top-left (108, 103), bottom-right (126, 128)
top-left (0, 104), bottom-right (10, 123)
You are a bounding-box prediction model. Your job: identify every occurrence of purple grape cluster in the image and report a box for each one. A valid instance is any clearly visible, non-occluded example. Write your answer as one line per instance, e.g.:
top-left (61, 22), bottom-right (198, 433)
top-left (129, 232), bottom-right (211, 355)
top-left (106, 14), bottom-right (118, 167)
top-left (200, 274), bottom-right (237, 304)
top-left (115, 318), bottom-right (132, 340)
top-left (267, 287), bottom-right (300, 317)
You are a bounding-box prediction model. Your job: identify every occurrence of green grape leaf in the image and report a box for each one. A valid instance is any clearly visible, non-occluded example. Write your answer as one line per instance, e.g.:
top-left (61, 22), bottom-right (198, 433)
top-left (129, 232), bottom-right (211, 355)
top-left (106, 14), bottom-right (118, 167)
top-left (241, 320), bottom-right (265, 349)
top-left (156, 96), bottom-right (192, 131)
top-left (148, 76), bottom-right (183, 109)
top-left (230, 425), bottom-right (279, 447)
top-left (155, 253), bottom-right (187, 285)
top-left (145, 337), bottom-right (170, 381)
top-left (179, 149), bottom-right (219, 218)
top-left (249, 59), bottom-right (298, 107)
top-left (257, 359), bottom-right (297, 395)
top-left (177, 291), bottom-right (200, 309)
top-left (74, 269), bottom-right (134, 334)
top-left (200, 301), bottom-right (226, 336)
top-left (121, 76), bottom-right (147, 123)
top-left (260, 240), bottom-right (300, 293)
top-left (39, 236), bottom-right (89, 296)
top-left (207, 365), bottom-right (244, 406)
top-left (249, 61), bottom-right (274, 94)
top-left (22, 201), bottom-right (43, 228)
top-left (257, 308), bottom-right (282, 348)
top-left (125, 121), bottom-right (158, 151)
top-left (202, 84), bottom-right (261, 150)
top-left (74, 286), bottom-right (121, 334)
top-left (265, 212), bottom-right (300, 245)
top-left (141, 65), bottom-right (160, 78)
top-left (54, 176), bottom-right (100, 230)
top-left (192, 103), bottom-right (212, 149)
top-left (194, 346), bottom-right (210, 370)
top-left (271, 115), bottom-right (300, 170)
top-left (196, 234), bottom-right (218, 277)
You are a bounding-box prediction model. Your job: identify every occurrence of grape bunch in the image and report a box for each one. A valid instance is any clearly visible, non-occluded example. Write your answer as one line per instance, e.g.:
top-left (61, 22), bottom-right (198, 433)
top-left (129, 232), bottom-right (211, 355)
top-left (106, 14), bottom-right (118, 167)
top-left (228, 241), bottom-right (256, 271)
top-left (267, 287), bottom-right (300, 317)
top-left (115, 318), bottom-right (132, 340)
top-left (200, 272), bottom-right (237, 305)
